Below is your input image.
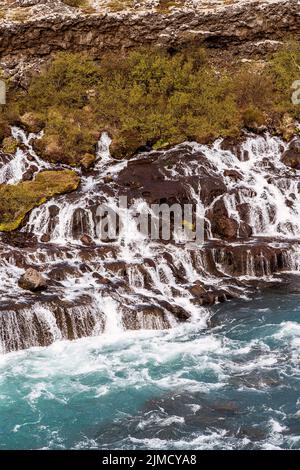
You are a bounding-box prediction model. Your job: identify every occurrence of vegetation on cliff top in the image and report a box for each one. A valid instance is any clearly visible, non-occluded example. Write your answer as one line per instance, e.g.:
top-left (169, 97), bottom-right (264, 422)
top-left (1, 43), bottom-right (300, 165)
top-left (0, 170), bottom-right (80, 231)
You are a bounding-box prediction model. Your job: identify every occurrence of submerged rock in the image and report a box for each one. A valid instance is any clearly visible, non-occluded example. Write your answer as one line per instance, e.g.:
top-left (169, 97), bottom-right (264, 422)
top-left (18, 268), bottom-right (48, 292)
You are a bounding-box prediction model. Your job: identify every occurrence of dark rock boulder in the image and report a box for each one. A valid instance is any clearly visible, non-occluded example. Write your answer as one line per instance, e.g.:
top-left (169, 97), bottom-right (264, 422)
top-left (189, 280), bottom-right (207, 298)
top-left (80, 234), bottom-right (93, 245)
top-left (239, 221), bottom-right (253, 238)
top-left (214, 216), bottom-right (239, 239)
top-left (209, 199), bottom-right (239, 240)
top-left (18, 268), bottom-right (48, 292)
top-left (223, 169), bottom-right (243, 181)
top-left (22, 165), bottom-right (38, 181)
top-left (282, 139), bottom-right (300, 169)
top-left (41, 233), bottom-right (50, 243)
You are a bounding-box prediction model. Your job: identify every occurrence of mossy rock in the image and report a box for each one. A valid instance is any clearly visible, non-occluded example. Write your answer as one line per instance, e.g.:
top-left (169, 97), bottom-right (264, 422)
top-left (19, 112), bottom-right (44, 134)
top-left (0, 170), bottom-right (80, 231)
top-left (33, 134), bottom-right (65, 163)
top-left (2, 137), bottom-right (18, 154)
top-left (80, 153), bottom-right (96, 169)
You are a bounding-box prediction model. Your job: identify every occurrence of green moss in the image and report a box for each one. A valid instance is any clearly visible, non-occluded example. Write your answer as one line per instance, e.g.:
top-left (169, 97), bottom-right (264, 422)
top-left (0, 170), bottom-right (80, 231)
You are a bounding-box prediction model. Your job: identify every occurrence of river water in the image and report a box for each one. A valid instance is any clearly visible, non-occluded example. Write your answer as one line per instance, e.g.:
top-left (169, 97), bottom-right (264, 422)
top-left (0, 283), bottom-right (299, 450)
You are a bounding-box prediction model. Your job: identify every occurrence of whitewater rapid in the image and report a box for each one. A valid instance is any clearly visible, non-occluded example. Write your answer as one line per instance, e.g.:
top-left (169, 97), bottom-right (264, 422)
top-left (0, 286), bottom-right (299, 450)
top-left (1, 127), bottom-right (300, 353)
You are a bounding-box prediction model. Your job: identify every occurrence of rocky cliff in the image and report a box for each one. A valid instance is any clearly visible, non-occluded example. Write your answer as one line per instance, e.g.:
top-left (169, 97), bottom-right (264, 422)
top-left (0, 0), bottom-right (299, 82)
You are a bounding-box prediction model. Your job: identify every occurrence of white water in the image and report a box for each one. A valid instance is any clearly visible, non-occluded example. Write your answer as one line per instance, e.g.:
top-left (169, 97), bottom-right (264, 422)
top-left (1, 129), bottom-right (300, 353)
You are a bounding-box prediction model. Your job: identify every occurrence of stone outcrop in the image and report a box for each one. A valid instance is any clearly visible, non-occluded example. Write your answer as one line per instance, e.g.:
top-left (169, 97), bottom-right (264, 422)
top-left (0, 1), bottom-right (299, 82)
top-left (18, 267), bottom-right (48, 291)
top-left (282, 138), bottom-right (300, 169)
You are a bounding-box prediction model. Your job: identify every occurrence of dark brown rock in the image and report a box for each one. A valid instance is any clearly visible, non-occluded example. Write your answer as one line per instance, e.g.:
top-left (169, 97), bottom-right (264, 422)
top-left (80, 234), bottom-right (93, 245)
top-left (223, 169), bottom-right (243, 181)
top-left (282, 139), bottom-right (300, 169)
top-left (18, 268), bottom-right (48, 292)
top-left (189, 280), bottom-right (207, 298)
top-left (41, 233), bottom-right (50, 243)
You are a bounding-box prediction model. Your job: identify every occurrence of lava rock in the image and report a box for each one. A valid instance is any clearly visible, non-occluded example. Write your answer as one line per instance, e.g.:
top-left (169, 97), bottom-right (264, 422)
top-left (40, 233), bottom-right (50, 243)
top-left (223, 169), bottom-right (243, 180)
top-left (22, 165), bottom-right (38, 181)
top-left (189, 280), bottom-right (207, 298)
top-left (214, 215), bottom-right (239, 239)
top-left (18, 268), bottom-right (48, 292)
top-left (282, 138), bottom-right (300, 169)
top-left (80, 234), bottom-right (93, 245)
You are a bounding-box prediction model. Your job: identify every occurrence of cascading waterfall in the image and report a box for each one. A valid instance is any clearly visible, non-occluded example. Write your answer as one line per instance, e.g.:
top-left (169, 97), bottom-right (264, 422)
top-left (1, 128), bottom-right (300, 353)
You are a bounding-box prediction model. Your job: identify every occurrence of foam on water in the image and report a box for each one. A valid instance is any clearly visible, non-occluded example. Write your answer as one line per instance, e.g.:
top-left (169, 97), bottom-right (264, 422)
top-left (0, 290), bottom-right (299, 449)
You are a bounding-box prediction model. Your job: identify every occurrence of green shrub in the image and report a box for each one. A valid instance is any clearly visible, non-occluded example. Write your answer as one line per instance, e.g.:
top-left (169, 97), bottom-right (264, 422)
top-left (3, 43), bottom-right (300, 166)
top-left (270, 41), bottom-right (300, 120)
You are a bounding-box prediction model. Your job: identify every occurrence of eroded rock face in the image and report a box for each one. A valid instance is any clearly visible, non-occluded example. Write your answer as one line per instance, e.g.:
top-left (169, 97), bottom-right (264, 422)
top-left (18, 268), bottom-right (48, 291)
top-left (0, 1), bottom-right (298, 82)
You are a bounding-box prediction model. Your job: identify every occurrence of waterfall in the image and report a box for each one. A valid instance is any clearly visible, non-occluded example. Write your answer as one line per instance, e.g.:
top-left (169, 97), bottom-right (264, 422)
top-left (1, 129), bottom-right (300, 353)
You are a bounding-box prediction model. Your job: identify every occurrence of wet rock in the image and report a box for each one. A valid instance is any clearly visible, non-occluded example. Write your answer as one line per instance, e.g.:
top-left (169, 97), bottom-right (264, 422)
top-left (159, 300), bottom-right (191, 321)
top-left (18, 268), bottom-right (48, 292)
top-left (92, 272), bottom-right (111, 285)
top-left (239, 221), bottom-right (253, 238)
top-left (48, 204), bottom-right (60, 217)
top-left (22, 164), bottom-right (38, 181)
top-left (123, 304), bottom-right (171, 330)
top-left (80, 234), bottom-right (93, 245)
top-left (71, 208), bottom-right (92, 239)
top-left (223, 169), bottom-right (243, 181)
top-left (282, 138), bottom-right (300, 169)
top-left (237, 426), bottom-right (267, 442)
top-left (1, 232), bottom-right (37, 248)
top-left (106, 261), bottom-right (127, 277)
top-left (48, 264), bottom-right (79, 282)
top-left (40, 233), bottom-right (50, 243)
top-left (220, 136), bottom-right (245, 160)
top-left (209, 199), bottom-right (238, 239)
top-left (236, 202), bottom-right (252, 224)
top-left (189, 280), bottom-right (207, 298)
top-left (214, 215), bottom-right (239, 239)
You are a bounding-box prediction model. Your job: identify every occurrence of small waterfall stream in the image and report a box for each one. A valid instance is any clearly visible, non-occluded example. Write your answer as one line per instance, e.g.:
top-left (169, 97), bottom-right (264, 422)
top-left (1, 128), bottom-right (300, 353)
